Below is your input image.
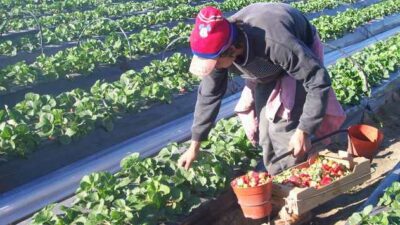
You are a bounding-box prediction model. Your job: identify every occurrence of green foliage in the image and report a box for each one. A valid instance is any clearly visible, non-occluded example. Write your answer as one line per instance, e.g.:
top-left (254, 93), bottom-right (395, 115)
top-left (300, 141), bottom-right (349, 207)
top-left (0, 23), bottom-right (191, 94)
top-left (328, 34), bottom-right (400, 105)
top-left (1, 0), bottom-right (366, 55)
top-left (0, 53), bottom-right (196, 158)
top-left (348, 182), bottom-right (400, 225)
top-left (312, 0), bottom-right (400, 41)
top-left (31, 117), bottom-right (261, 225)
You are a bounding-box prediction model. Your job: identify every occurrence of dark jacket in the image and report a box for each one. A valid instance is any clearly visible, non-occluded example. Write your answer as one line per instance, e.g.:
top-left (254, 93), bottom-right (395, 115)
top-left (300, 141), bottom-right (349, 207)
top-left (191, 3), bottom-right (331, 141)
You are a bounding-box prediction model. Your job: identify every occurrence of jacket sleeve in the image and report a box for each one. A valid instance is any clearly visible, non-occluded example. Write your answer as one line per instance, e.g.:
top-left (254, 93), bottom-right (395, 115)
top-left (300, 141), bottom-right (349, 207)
top-left (191, 68), bottom-right (228, 141)
top-left (267, 37), bottom-right (331, 135)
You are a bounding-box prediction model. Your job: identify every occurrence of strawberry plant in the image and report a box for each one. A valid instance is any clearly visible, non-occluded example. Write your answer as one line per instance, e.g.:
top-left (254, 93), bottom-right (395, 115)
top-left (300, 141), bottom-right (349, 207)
top-left (2, 0), bottom-right (198, 36)
top-left (328, 34), bottom-right (400, 105)
top-left (0, 53), bottom-right (197, 158)
top-left (348, 182), bottom-right (400, 225)
top-left (31, 117), bottom-right (259, 225)
top-left (1, 0), bottom-right (113, 16)
top-left (1, 0), bottom-right (365, 55)
top-left (292, 0), bottom-right (356, 13)
top-left (312, 0), bottom-right (400, 41)
top-left (0, 23), bottom-right (191, 94)
top-left (0, 40), bottom-right (17, 56)
top-left (0, 120), bottom-right (39, 157)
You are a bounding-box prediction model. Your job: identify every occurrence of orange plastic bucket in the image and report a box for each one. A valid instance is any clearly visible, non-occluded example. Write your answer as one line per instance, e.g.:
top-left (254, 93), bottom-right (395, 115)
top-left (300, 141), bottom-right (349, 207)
top-left (231, 178), bottom-right (273, 219)
top-left (347, 124), bottom-right (384, 160)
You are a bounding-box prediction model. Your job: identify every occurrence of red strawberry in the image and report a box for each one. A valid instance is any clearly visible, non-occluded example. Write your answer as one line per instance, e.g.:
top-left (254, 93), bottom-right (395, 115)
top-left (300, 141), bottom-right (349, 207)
top-left (249, 178), bottom-right (257, 187)
top-left (320, 176), bottom-right (332, 186)
top-left (288, 175), bottom-right (303, 187)
top-left (322, 164), bottom-right (331, 171)
top-left (232, 180), bottom-right (237, 187)
top-left (243, 175), bottom-right (249, 185)
top-left (259, 172), bottom-right (268, 179)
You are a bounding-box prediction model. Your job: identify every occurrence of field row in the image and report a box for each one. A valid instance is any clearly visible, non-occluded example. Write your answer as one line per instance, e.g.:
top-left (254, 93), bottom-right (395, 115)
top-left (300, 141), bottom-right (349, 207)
top-left (0, 0), bottom-right (147, 16)
top-left (1, 0), bottom-right (201, 34)
top-left (0, 0), bottom-right (357, 56)
top-left (0, 0), bottom-right (395, 96)
top-left (0, 28), bottom-right (399, 162)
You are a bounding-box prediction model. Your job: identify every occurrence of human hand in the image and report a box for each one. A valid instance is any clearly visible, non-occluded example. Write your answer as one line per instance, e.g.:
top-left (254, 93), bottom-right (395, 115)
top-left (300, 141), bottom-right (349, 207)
top-left (289, 129), bottom-right (311, 157)
top-left (177, 140), bottom-right (200, 170)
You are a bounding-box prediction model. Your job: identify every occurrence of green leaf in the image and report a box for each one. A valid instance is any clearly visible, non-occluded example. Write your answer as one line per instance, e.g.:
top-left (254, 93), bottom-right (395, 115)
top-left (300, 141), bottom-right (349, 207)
top-left (120, 153), bottom-right (140, 169)
top-left (250, 159), bottom-right (258, 168)
top-left (363, 205), bottom-right (373, 215)
top-left (198, 176), bottom-right (207, 186)
top-left (1, 126), bottom-right (12, 139)
top-left (65, 128), bottom-right (76, 137)
top-left (159, 183), bottom-right (170, 195)
top-left (348, 213), bottom-right (363, 225)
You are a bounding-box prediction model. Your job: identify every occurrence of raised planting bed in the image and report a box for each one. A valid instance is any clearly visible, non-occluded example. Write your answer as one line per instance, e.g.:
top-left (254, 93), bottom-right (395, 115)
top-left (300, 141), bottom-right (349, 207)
top-left (0, 0), bottom-right (360, 57)
top-left (20, 117), bottom-right (262, 225)
top-left (346, 163), bottom-right (400, 225)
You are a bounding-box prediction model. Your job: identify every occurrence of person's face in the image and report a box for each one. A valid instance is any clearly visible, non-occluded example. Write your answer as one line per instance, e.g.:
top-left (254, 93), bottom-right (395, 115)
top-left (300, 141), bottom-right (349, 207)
top-left (215, 55), bottom-right (236, 69)
top-left (215, 46), bottom-right (242, 69)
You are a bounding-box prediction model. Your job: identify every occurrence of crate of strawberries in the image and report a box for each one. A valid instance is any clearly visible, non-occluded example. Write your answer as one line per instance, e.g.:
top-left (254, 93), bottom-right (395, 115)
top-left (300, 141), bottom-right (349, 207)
top-left (271, 150), bottom-right (371, 215)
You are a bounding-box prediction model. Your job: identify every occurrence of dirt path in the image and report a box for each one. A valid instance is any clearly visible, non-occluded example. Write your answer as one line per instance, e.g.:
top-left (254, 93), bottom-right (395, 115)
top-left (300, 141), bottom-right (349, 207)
top-left (310, 90), bottom-right (400, 225)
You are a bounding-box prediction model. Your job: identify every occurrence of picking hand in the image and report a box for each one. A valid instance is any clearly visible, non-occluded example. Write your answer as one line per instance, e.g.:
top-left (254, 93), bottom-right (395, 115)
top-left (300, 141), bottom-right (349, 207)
top-left (289, 129), bottom-right (311, 157)
top-left (178, 140), bottom-right (200, 170)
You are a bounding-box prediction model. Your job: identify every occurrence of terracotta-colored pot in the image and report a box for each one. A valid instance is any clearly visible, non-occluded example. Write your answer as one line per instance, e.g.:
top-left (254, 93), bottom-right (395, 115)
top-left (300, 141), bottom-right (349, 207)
top-left (231, 178), bottom-right (273, 219)
top-left (347, 124), bottom-right (384, 160)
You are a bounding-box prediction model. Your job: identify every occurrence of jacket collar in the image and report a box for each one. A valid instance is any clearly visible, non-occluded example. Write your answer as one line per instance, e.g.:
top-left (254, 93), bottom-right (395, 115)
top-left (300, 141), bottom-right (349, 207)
top-left (235, 26), bottom-right (256, 66)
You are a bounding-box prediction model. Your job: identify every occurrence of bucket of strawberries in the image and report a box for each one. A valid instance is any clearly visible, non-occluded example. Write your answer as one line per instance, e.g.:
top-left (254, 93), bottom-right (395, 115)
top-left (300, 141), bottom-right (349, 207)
top-left (231, 171), bottom-right (273, 219)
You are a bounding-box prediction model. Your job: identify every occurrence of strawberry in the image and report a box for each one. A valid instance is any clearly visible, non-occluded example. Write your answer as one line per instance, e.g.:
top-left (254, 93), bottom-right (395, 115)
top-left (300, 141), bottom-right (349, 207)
top-left (236, 177), bottom-right (244, 187)
top-left (288, 175), bottom-right (302, 187)
top-left (232, 180), bottom-right (237, 187)
top-left (322, 163), bottom-right (331, 171)
top-left (259, 172), bottom-right (268, 179)
top-left (249, 179), bottom-right (257, 187)
top-left (320, 176), bottom-right (332, 186)
top-left (243, 175), bottom-right (249, 185)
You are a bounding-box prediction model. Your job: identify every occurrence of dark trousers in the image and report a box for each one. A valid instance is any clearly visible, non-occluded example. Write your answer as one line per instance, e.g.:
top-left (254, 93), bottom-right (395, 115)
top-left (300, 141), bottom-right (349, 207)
top-left (254, 79), bottom-right (307, 175)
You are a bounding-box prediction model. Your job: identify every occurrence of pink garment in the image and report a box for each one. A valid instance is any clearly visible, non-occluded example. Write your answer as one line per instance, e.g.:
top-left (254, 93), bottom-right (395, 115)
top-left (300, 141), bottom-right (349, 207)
top-left (235, 79), bottom-right (258, 146)
top-left (234, 32), bottom-right (346, 146)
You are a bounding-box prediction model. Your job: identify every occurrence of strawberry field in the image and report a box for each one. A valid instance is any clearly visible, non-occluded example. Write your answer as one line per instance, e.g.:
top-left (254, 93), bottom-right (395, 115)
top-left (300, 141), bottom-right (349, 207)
top-left (0, 0), bottom-right (400, 224)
